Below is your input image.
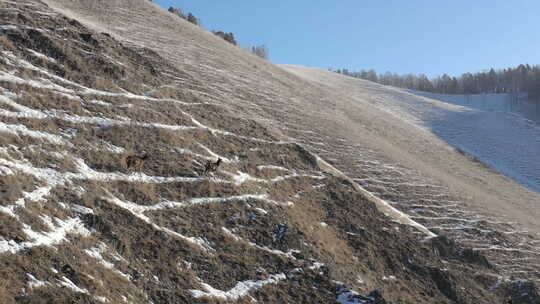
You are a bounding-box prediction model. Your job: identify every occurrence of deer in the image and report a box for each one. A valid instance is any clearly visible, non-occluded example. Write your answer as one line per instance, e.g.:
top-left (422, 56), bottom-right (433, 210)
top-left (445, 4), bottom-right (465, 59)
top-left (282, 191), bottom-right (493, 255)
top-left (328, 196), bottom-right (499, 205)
top-left (123, 153), bottom-right (148, 173)
top-left (203, 158), bottom-right (222, 175)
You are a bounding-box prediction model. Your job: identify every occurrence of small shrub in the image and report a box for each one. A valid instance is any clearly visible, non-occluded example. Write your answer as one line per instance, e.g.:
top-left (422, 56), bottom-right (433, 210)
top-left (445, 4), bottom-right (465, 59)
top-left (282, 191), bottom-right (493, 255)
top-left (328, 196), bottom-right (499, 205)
top-left (251, 45), bottom-right (269, 60)
top-left (212, 31), bottom-right (237, 46)
top-left (0, 34), bottom-right (15, 50)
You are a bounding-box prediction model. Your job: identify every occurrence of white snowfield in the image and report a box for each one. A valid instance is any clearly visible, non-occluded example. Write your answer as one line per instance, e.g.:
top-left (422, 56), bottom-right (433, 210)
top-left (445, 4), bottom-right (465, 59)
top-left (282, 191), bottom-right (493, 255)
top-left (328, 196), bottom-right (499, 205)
top-left (406, 90), bottom-right (540, 193)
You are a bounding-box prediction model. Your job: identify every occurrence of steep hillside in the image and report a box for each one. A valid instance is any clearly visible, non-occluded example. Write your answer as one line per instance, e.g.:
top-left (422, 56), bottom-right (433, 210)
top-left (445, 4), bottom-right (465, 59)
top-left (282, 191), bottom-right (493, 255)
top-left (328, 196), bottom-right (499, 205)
top-left (282, 65), bottom-right (540, 281)
top-left (0, 0), bottom-right (538, 303)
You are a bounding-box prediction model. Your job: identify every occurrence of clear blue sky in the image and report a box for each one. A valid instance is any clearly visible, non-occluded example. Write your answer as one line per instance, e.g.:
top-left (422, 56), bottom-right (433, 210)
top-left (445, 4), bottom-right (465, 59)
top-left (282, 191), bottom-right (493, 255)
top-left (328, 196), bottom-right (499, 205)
top-left (154, 1), bottom-right (539, 78)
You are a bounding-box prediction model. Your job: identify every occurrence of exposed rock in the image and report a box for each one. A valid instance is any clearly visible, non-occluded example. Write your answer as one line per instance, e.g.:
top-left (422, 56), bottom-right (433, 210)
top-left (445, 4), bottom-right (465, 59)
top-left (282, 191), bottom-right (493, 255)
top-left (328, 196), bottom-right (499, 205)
top-left (502, 280), bottom-right (540, 304)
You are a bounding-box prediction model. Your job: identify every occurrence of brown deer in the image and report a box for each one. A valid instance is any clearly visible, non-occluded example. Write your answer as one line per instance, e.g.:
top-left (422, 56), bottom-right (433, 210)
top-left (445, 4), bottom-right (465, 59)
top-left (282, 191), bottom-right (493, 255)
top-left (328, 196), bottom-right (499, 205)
top-left (203, 158), bottom-right (222, 175)
top-left (123, 153), bottom-right (148, 173)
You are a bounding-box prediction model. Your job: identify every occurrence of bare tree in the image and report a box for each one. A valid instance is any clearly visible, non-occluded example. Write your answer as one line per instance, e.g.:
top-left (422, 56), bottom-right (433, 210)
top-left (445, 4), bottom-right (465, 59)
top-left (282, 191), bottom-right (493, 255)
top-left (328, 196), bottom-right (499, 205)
top-left (187, 13), bottom-right (199, 25)
top-left (251, 45), bottom-right (268, 60)
top-left (213, 31), bottom-right (237, 45)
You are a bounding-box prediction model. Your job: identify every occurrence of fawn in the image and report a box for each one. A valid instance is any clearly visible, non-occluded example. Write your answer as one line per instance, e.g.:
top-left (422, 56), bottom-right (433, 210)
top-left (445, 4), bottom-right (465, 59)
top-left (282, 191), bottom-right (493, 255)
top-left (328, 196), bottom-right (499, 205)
top-left (123, 153), bottom-right (148, 173)
top-left (203, 158), bottom-right (222, 175)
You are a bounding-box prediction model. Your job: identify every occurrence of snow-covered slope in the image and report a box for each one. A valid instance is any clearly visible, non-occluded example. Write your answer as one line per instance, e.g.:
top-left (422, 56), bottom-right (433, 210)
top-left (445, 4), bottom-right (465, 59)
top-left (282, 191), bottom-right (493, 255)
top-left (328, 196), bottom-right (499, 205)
top-left (411, 92), bottom-right (516, 112)
top-left (282, 65), bottom-right (540, 284)
top-left (403, 91), bottom-right (540, 193)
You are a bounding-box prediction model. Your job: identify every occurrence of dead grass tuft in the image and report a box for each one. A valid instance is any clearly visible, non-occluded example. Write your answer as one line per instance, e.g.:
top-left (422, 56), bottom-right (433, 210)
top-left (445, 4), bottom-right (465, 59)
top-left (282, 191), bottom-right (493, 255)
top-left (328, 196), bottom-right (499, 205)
top-left (0, 173), bottom-right (40, 204)
top-left (0, 273), bottom-right (15, 304)
top-left (21, 149), bottom-right (78, 173)
top-left (0, 115), bottom-right (61, 139)
top-left (0, 34), bottom-right (15, 51)
top-left (115, 182), bottom-right (159, 206)
top-left (0, 213), bottom-right (27, 242)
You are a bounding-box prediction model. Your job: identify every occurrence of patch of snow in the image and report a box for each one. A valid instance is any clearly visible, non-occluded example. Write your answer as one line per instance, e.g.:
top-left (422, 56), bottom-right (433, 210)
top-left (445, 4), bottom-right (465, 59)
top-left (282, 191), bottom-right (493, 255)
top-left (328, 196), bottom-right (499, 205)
top-left (0, 88), bottom-right (199, 132)
top-left (102, 54), bottom-right (125, 67)
top-left (224, 169), bottom-right (324, 187)
top-left (230, 171), bottom-right (251, 185)
top-left (0, 217), bottom-right (90, 254)
top-left (68, 157), bottom-right (221, 184)
top-left (103, 192), bottom-right (213, 252)
top-left (109, 193), bottom-right (278, 215)
top-left (182, 261), bottom-right (192, 269)
top-left (0, 62), bottom-right (290, 148)
top-left (84, 244), bottom-right (132, 280)
top-left (308, 262), bottom-right (325, 270)
top-left (0, 25), bottom-right (38, 31)
top-left (109, 250), bottom-right (127, 263)
top-left (175, 148), bottom-right (214, 163)
top-left (26, 273), bottom-right (49, 289)
top-left (87, 99), bottom-right (111, 106)
top-left (71, 204), bottom-right (94, 215)
top-left (25, 216), bottom-right (90, 246)
top-left (85, 247), bottom-right (115, 269)
top-left (190, 273), bottom-right (286, 301)
top-left (1, 185), bottom-right (54, 218)
top-left (0, 121), bottom-right (67, 145)
top-left (313, 154), bottom-right (436, 237)
top-left (178, 108), bottom-right (291, 145)
top-left (253, 207), bottom-right (268, 215)
top-left (221, 227), bottom-right (299, 259)
top-left (26, 49), bottom-right (57, 64)
top-left (57, 276), bottom-right (88, 294)
top-left (94, 296), bottom-right (109, 303)
top-left (0, 52), bottom-right (203, 108)
top-left (256, 165), bottom-right (290, 172)
top-left (0, 206), bottom-right (17, 218)
top-left (0, 71), bottom-right (73, 95)
top-left (197, 143), bottom-right (234, 164)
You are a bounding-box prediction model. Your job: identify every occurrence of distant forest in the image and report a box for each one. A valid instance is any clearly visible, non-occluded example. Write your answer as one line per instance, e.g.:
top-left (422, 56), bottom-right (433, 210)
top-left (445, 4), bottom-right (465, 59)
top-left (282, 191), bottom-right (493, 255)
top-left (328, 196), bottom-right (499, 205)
top-left (332, 64), bottom-right (540, 99)
top-left (166, 6), bottom-right (268, 59)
